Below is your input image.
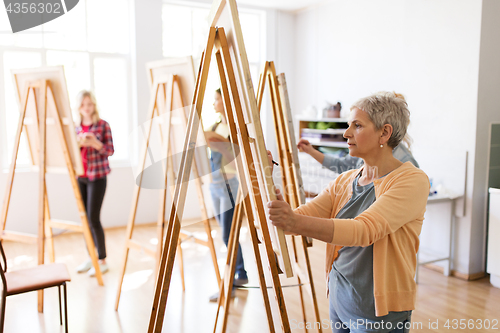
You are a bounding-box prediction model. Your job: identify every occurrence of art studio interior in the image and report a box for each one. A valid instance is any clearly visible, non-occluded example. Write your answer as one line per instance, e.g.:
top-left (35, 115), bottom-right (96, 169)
top-left (0, 0), bottom-right (500, 332)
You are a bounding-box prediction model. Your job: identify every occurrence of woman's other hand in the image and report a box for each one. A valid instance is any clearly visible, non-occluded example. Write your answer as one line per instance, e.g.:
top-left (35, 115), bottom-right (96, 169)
top-left (268, 188), bottom-right (298, 234)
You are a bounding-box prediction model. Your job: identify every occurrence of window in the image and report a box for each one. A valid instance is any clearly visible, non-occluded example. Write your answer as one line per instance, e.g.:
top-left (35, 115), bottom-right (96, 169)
top-left (0, 0), bottom-right (132, 169)
top-left (162, 2), bottom-right (266, 129)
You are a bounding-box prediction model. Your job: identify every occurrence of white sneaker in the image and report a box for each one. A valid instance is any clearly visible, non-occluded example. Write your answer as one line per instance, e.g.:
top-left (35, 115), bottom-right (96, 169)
top-left (88, 263), bottom-right (109, 277)
top-left (76, 260), bottom-right (92, 273)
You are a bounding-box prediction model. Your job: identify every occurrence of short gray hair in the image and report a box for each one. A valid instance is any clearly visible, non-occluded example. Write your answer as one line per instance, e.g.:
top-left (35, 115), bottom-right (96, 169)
top-left (350, 92), bottom-right (410, 148)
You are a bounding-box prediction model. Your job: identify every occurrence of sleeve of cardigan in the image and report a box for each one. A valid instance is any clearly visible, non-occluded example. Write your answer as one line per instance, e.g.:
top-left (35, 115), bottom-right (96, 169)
top-left (294, 181), bottom-right (335, 219)
top-left (330, 169), bottom-right (429, 247)
top-left (98, 121), bottom-right (114, 157)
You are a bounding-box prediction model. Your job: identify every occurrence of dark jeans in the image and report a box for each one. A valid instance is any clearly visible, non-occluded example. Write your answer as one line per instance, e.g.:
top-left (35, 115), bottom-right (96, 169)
top-left (77, 177), bottom-right (107, 260)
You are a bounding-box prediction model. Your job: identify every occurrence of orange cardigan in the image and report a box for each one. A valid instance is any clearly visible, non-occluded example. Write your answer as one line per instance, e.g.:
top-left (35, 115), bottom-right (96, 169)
top-left (295, 162), bottom-right (429, 316)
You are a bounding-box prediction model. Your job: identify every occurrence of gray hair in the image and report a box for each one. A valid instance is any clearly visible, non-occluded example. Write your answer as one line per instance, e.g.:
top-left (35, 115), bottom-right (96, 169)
top-left (350, 91), bottom-right (410, 148)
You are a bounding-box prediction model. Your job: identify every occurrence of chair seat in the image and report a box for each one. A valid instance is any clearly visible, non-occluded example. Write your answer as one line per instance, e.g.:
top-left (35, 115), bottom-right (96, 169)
top-left (5, 263), bottom-right (71, 296)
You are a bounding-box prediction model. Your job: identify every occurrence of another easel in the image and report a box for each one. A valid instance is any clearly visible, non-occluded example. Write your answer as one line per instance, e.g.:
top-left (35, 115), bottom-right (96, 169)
top-left (0, 68), bottom-right (103, 313)
top-left (213, 61), bottom-right (323, 333)
top-left (115, 58), bottom-right (221, 310)
top-left (148, 1), bottom-right (295, 331)
top-left (256, 61), bottom-right (322, 331)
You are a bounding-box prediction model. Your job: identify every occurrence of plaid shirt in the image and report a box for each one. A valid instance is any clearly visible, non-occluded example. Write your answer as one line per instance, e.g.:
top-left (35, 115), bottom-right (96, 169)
top-left (76, 119), bottom-right (114, 181)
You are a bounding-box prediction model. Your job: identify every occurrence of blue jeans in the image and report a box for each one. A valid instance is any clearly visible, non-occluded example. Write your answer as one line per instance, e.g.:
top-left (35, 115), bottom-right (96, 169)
top-left (209, 177), bottom-right (247, 278)
top-left (330, 305), bottom-right (412, 333)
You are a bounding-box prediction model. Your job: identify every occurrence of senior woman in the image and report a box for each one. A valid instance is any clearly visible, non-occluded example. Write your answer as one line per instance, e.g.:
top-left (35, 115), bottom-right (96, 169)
top-left (268, 92), bottom-right (429, 333)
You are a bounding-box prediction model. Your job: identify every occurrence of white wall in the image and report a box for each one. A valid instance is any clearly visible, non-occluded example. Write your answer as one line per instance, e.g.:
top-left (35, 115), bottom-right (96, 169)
top-left (473, 0), bottom-right (500, 274)
top-left (291, 0), bottom-right (484, 275)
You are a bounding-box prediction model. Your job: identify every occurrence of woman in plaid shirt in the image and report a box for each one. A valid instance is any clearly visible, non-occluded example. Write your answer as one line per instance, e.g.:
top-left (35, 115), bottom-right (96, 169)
top-left (74, 91), bottom-right (114, 277)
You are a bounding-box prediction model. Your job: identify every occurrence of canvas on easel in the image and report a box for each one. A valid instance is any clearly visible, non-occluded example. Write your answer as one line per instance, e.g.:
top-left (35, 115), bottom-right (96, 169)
top-left (148, 1), bottom-right (294, 332)
top-left (0, 66), bottom-right (104, 312)
top-left (114, 56), bottom-right (221, 311)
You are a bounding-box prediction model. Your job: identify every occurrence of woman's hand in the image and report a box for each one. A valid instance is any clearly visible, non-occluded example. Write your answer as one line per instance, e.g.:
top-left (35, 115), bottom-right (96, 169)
top-left (80, 132), bottom-right (103, 150)
top-left (266, 150), bottom-right (274, 172)
top-left (267, 188), bottom-right (299, 234)
top-left (297, 138), bottom-right (314, 154)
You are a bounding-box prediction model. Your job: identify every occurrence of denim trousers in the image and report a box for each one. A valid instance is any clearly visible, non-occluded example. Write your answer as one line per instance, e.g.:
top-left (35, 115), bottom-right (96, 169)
top-left (209, 177), bottom-right (246, 277)
top-left (77, 176), bottom-right (107, 260)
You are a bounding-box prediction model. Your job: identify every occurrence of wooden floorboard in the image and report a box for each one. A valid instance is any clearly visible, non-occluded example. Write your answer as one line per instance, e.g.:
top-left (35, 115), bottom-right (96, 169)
top-left (2, 222), bottom-right (500, 332)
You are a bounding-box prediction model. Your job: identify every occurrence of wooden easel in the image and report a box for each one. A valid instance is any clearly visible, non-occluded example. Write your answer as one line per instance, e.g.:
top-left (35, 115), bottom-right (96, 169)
top-left (213, 61), bottom-right (324, 333)
top-left (0, 75), bottom-right (103, 312)
top-left (148, 6), bottom-right (295, 332)
top-left (256, 61), bottom-right (322, 331)
top-left (115, 67), bottom-right (221, 310)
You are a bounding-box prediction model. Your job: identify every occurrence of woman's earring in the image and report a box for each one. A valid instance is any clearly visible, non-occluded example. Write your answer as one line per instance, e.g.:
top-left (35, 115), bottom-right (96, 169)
top-left (380, 144), bottom-right (383, 148)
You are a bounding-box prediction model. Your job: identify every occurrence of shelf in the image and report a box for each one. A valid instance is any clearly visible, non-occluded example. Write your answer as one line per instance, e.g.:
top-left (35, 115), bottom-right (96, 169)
top-left (296, 116), bottom-right (348, 123)
top-left (302, 128), bottom-right (345, 135)
top-left (307, 140), bottom-right (348, 148)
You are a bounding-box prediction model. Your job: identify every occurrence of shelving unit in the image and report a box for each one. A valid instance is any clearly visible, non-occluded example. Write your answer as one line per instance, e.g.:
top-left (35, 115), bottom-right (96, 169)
top-left (295, 116), bottom-right (350, 196)
top-left (296, 116), bottom-right (349, 149)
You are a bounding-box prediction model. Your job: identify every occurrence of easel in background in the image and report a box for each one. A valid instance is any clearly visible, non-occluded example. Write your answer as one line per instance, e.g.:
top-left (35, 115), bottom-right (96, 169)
top-left (0, 67), bottom-right (103, 312)
top-left (115, 57), bottom-right (221, 311)
top-left (148, 8), bottom-right (294, 332)
top-left (243, 61), bottom-right (321, 331)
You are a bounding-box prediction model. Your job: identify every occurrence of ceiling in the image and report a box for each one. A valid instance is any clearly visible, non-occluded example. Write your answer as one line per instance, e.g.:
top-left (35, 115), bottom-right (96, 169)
top-left (236, 0), bottom-right (328, 11)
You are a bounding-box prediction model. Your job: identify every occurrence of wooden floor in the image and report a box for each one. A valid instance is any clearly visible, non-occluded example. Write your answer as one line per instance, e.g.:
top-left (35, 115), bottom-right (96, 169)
top-left (3, 222), bottom-right (500, 333)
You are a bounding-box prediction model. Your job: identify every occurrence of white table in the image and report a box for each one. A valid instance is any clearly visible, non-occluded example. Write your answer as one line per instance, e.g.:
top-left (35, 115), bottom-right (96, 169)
top-left (416, 194), bottom-right (462, 283)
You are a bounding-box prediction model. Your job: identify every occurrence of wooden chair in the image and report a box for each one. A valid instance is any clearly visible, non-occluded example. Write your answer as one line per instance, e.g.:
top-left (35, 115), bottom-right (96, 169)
top-left (0, 241), bottom-right (70, 332)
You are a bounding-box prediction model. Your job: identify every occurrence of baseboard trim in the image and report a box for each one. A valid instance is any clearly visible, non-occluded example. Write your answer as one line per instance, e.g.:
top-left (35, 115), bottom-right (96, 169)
top-left (423, 263), bottom-right (486, 281)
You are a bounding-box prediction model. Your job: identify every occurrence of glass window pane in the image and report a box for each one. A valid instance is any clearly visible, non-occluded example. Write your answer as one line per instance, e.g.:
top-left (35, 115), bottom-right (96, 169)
top-left (0, 7), bottom-right (43, 48)
top-left (46, 51), bottom-right (91, 115)
top-left (2, 52), bottom-right (42, 167)
top-left (87, 0), bottom-right (130, 53)
top-left (240, 12), bottom-right (261, 64)
top-left (162, 4), bottom-right (192, 57)
top-left (43, 0), bottom-right (87, 51)
top-left (93, 57), bottom-right (129, 161)
top-left (191, 8), bottom-right (210, 59)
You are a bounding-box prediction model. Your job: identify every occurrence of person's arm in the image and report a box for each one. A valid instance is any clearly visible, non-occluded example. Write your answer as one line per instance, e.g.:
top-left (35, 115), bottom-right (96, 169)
top-left (268, 170), bottom-right (429, 246)
top-left (297, 138), bottom-right (361, 173)
top-left (322, 154), bottom-right (361, 173)
top-left (297, 138), bottom-right (325, 163)
top-left (206, 132), bottom-right (238, 161)
top-left (91, 121), bottom-right (114, 157)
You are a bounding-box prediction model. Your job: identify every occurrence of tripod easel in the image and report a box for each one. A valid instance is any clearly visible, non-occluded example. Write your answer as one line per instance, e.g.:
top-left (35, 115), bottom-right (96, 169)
top-left (213, 61), bottom-right (324, 333)
top-left (115, 58), bottom-right (221, 310)
top-left (256, 61), bottom-right (322, 332)
top-left (148, 2), bottom-right (295, 330)
top-left (0, 68), bottom-right (104, 312)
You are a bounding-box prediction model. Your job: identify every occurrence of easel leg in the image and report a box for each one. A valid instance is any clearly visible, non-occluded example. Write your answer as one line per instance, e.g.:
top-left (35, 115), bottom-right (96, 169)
top-left (214, 51), bottom-right (276, 333)
top-left (38, 81), bottom-right (48, 313)
top-left (301, 236), bottom-right (322, 333)
top-left (148, 27), bottom-right (217, 333)
top-left (0, 85), bottom-right (31, 235)
top-left (216, 29), bottom-right (291, 332)
top-left (45, 191), bottom-right (55, 263)
top-left (292, 237), bottom-right (307, 324)
top-left (116, 83), bottom-right (164, 309)
top-left (215, 190), bottom-right (244, 333)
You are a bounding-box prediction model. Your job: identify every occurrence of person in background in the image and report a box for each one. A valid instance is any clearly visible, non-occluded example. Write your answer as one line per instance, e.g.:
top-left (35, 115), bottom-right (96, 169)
top-left (206, 88), bottom-right (248, 302)
top-left (75, 90), bottom-right (114, 277)
top-left (268, 91), bottom-right (429, 333)
top-left (297, 93), bottom-right (419, 173)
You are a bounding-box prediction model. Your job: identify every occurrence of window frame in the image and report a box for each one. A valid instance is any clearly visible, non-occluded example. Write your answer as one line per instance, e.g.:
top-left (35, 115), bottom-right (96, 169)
top-left (0, 1), bottom-right (134, 171)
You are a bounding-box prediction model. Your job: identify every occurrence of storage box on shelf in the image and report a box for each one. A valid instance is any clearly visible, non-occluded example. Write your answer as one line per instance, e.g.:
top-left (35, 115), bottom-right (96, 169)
top-left (296, 116), bottom-right (349, 197)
